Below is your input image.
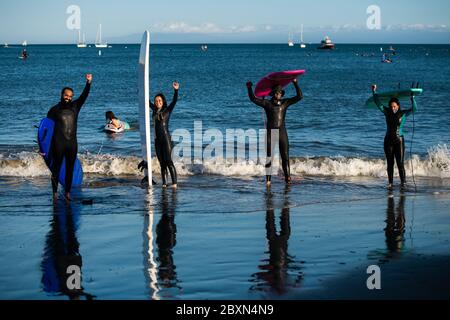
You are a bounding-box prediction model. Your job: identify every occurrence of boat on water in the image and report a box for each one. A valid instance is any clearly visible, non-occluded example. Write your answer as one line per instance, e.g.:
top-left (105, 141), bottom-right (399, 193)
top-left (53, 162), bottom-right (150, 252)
top-left (77, 30), bottom-right (87, 48)
top-left (4, 43), bottom-right (9, 48)
top-left (300, 24), bottom-right (306, 48)
top-left (288, 32), bottom-right (294, 47)
top-left (318, 36), bottom-right (335, 50)
top-left (201, 45), bottom-right (208, 52)
top-left (95, 24), bottom-right (108, 48)
top-left (22, 40), bottom-right (27, 47)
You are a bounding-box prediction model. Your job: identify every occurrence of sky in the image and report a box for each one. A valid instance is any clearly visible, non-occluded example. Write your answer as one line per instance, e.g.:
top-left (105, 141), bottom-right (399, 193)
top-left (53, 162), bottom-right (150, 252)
top-left (1, 0), bottom-right (450, 44)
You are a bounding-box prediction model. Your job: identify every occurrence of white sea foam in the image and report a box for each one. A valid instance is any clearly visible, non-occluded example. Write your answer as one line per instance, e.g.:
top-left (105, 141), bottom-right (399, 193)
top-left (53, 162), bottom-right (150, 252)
top-left (1, 145), bottom-right (449, 179)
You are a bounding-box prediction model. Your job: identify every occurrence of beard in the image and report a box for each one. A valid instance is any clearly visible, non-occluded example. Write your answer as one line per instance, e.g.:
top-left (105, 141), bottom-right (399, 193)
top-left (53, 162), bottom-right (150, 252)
top-left (61, 98), bottom-right (72, 105)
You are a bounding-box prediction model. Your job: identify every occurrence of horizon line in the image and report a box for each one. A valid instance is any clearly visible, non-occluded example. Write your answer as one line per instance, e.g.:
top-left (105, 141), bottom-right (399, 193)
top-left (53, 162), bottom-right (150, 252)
top-left (4, 42), bottom-right (450, 46)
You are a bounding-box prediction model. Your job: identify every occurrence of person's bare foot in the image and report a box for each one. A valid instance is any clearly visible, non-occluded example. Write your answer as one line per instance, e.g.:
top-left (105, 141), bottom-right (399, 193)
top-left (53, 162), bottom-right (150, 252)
top-left (285, 177), bottom-right (292, 185)
top-left (172, 184), bottom-right (178, 190)
top-left (266, 180), bottom-right (271, 187)
top-left (64, 193), bottom-right (72, 202)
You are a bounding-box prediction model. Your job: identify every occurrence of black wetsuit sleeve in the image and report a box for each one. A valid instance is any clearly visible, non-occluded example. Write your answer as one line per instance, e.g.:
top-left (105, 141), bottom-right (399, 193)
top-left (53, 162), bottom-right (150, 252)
top-left (47, 106), bottom-right (57, 121)
top-left (166, 89), bottom-right (179, 113)
top-left (74, 81), bottom-right (91, 111)
top-left (373, 93), bottom-right (387, 114)
top-left (247, 86), bottom-right (269, 109)
top-left (149, 101), bottom-right (155, 112)
top-left (286, 81), bottom-right (303, 107)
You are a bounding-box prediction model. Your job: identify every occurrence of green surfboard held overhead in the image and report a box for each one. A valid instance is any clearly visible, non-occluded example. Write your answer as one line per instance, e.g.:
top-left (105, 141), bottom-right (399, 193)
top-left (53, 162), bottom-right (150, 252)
top-left (366, 88), bottom-right (423, 109)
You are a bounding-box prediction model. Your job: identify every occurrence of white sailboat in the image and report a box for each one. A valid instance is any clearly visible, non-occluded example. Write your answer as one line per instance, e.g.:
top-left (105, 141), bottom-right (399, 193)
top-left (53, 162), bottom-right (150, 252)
top-left (300, 24), bottom-right (306, 48)
top-left (95, 24), bottom-right (107, 48)
top-left (77, 30), bottom-right (87, 48)
top-left (288, 32), bottom-right (294, 47)
top-left (22, 40), bottom-right (27, 47)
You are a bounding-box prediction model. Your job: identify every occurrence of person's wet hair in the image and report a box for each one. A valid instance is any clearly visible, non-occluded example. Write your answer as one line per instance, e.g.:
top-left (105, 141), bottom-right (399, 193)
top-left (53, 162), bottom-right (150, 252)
top-left (105, 111), bottom-right (117, 120)
top-left (389, 97), bottom-right (401, 108)
top-left (155, 93), bottom-right (168, 108)
top-left (61, 87), bottom-right (74, 97)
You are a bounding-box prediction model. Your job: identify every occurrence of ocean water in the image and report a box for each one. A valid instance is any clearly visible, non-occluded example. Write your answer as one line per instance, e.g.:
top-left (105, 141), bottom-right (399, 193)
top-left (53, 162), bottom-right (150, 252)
top-left (1, 44), bottom-right (450, 300)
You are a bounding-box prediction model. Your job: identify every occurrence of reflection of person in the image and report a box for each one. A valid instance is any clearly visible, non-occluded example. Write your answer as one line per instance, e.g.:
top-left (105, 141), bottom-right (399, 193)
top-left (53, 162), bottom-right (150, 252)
top-left (250, 186), bottom-right (302, 295)
top-left (156, 189), bottom-right (180, 290)
top-left (385, 195), bottom-right (406, 254)
top-left (149, 82), bottom-right (179, 189)
top-left (247, 80), bottom-right (303, 186)
top-left (41, 201), bottom-right (94, 300)
top-left (372, 85), bottom-right (417, 190)
top-left (47, 74), bottom-right (92, 201)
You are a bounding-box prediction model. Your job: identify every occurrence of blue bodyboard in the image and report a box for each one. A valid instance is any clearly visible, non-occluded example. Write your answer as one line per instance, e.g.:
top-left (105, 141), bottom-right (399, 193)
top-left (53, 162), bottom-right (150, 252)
top-left (37, 118), bottom-right (83, 188)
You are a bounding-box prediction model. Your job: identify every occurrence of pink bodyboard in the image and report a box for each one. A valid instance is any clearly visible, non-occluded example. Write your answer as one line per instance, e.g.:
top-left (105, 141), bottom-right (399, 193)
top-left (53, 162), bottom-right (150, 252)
top-left (254, 70), bottom-right (305, 98)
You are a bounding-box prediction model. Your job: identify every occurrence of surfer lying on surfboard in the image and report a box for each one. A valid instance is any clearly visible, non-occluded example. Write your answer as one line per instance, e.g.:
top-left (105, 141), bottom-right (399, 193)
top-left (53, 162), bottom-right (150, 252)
top-left (247, 79), bottom-right (303, 186)
top-left (371, 84), bottom-right (418, 190)
top-left (46, 74), bottom-right (92, 201)
top-left (148, 81), bottom-right (179, 189)
top-left (104, 111), bottom-right (129, 133)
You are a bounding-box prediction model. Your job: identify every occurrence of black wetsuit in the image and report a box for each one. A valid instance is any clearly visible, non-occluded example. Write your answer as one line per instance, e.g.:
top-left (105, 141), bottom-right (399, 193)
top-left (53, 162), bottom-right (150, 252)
top-left (150, 89), bottom-right (178, 186)
top-left (373, 94), bottom-right (416, 185)
top-left (47, 82), bottom-right (90, 193)
top-left (247, 82), bottom-right (303, 182)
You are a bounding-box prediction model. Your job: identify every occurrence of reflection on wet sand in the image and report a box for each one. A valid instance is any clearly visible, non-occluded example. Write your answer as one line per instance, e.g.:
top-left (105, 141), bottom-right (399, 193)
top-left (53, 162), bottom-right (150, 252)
top-left (143, 189), bottom-right (180, 300)
top-left (41, 200), bottom-right (94, 300)
top-left (250, 186), bottom-right (303, 296)
top-left (385, 195), bottom-right (406, 256)
top-left (367, 194), bottom-right (408, 263)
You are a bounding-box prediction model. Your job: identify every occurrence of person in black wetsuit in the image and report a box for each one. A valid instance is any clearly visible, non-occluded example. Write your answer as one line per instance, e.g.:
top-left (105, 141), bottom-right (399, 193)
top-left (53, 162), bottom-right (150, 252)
top-left (372, 84), bottom-right (417, 190)
top-left (150, 82), bottom-right (179, 189)
top-left (246, 79), bottom-right (303, 186)
top-left (47, 74), bottom-right (92, 201)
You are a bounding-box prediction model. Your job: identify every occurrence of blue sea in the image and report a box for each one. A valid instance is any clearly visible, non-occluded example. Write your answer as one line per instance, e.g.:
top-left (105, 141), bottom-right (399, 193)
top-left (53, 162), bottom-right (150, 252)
top-left (1, 44), bottom-right (450, 300)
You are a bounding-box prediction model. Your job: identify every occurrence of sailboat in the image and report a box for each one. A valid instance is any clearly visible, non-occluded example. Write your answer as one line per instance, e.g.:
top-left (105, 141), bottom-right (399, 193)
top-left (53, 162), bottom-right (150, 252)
top-left (22, 40), bottom-right (27, 47)
top-left (288, 32), bottom-right (294, 47)
top-left (77, 30), bottom-right (87, 48)
top-left (95, 24), bottom-right (107, 48)
top-left (300, 24), bottom-right (306, 48)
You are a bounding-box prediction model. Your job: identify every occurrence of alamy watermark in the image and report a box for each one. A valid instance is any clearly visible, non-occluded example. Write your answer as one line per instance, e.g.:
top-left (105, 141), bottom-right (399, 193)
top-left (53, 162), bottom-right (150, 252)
top-left (170, 121), bottom-right (282, 176)
top-left (66, 265), bottom-right (82, 290)
top-left (66, 5), bottom-right (81, 30)
top-left (366, 265), bottom-right (382, 290)
top-left (367, 5), bottom-right (382, 30)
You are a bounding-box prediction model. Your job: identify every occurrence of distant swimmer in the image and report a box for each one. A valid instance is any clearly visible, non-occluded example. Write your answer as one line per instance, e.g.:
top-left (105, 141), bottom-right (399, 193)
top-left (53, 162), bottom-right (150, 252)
top-left (382, 53), bottom-right (393, 63)
top-left (47, 74), bottom-right (92, 201)
top-left (372, 84), bottom-right (417, 190)
top-left (149, 81), bottom-right (179, 189)
top-left (104, 111), bottom-right (130, 134)
top-left (247, 79), bottom-right (303, 186)
top-left (20, 49), bottom-right (28, 60)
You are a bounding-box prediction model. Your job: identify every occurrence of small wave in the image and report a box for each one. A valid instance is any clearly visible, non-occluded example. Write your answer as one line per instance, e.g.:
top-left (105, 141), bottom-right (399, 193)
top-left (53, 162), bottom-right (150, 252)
top-left (0, 145), bottom-right (449, 179)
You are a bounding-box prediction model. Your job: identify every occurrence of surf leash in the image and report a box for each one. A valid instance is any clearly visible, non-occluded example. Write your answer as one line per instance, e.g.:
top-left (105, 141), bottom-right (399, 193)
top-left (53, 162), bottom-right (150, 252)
top-left (409, 82), bottom-right (418, 193)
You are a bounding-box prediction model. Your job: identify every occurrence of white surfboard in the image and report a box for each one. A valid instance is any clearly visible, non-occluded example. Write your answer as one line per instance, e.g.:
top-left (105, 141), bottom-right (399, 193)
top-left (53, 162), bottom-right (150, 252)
top-left (139, 31), bottom-right (152, 186)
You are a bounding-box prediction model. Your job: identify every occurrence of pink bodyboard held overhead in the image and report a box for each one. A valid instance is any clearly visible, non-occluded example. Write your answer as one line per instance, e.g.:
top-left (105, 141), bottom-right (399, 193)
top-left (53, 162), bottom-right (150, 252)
top-left (254, 70), bottom-right (305, 98)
